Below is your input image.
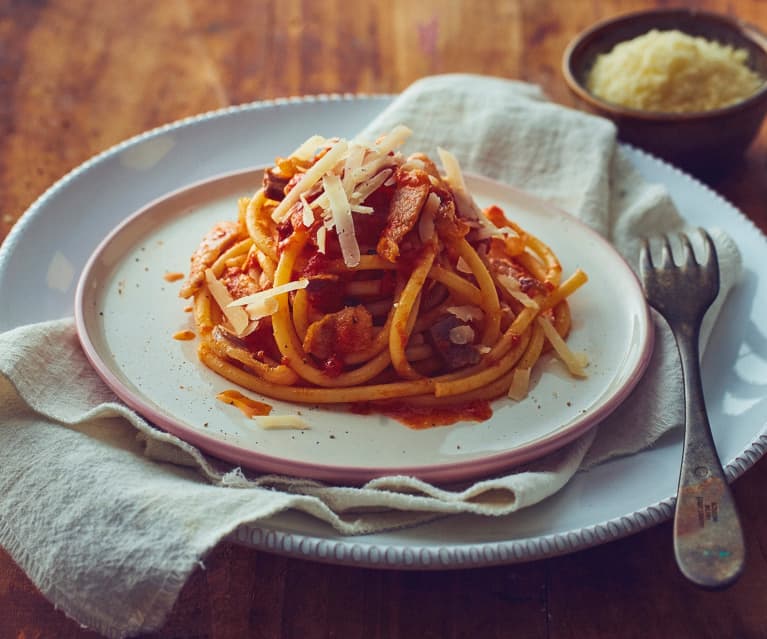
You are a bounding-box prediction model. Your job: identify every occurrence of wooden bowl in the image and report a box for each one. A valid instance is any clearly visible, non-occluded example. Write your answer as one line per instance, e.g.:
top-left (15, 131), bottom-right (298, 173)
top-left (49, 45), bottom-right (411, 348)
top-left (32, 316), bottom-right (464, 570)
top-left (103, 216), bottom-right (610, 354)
top-left (562, 8), bottom-right (767, 174)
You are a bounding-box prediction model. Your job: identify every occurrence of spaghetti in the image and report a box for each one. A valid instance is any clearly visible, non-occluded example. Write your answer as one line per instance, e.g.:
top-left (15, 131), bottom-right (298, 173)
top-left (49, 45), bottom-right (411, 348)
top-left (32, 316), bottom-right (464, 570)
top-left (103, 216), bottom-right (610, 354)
top-left (180, 127), bottom-right (588, 415)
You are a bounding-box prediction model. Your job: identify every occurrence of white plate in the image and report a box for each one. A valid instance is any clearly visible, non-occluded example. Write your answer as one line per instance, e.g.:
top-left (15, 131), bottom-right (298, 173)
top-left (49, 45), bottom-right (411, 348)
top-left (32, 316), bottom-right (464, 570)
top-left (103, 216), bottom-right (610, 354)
top-left (74, 169), bottom-right (652, 484)
top-left (2, 95), bottom-right (766, 568)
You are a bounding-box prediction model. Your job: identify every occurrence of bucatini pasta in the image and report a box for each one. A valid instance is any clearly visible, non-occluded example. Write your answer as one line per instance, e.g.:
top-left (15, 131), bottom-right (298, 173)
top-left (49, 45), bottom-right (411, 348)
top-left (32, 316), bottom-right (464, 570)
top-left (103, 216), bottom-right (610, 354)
top-left (179, 127), bottom-right (588, 416)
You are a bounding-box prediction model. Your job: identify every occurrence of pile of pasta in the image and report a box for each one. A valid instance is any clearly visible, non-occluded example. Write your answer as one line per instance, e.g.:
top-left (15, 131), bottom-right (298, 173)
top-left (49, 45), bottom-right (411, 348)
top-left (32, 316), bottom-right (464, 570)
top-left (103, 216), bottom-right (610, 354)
top-left (180, 126), bottom-right (588, 411)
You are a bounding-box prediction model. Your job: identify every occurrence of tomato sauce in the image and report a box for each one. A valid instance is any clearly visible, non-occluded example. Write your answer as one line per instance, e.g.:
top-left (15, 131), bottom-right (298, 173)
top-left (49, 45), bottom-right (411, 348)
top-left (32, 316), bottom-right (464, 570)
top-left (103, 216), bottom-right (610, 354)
top-left (352, 400), bottom-right (493, 429)
top-left (216, 390), bottom-right (272, 418)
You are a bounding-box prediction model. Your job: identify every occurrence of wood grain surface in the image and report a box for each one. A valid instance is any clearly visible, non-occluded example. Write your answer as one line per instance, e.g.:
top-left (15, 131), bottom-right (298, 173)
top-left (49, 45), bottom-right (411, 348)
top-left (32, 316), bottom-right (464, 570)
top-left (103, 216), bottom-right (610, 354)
top-left (2, 1), bottom-right (767, 637)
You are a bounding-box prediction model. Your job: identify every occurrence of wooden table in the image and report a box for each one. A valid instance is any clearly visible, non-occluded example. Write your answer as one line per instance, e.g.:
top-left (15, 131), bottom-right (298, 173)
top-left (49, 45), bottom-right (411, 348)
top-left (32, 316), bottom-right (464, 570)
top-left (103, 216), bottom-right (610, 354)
top-left (2, 1), bottom-right (766, 637)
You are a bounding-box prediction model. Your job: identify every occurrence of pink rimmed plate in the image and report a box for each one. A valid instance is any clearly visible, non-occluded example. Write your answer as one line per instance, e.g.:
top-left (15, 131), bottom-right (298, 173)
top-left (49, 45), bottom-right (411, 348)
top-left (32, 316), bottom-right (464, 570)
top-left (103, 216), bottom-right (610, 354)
top-left (74, 167), bottom-right (653, 484)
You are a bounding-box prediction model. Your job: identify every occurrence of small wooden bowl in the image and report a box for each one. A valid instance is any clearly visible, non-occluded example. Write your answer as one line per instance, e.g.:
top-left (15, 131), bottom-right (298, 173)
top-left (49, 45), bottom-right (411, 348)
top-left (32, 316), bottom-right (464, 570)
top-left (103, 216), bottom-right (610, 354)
top-left (562, 8), bottom-right (767, 174)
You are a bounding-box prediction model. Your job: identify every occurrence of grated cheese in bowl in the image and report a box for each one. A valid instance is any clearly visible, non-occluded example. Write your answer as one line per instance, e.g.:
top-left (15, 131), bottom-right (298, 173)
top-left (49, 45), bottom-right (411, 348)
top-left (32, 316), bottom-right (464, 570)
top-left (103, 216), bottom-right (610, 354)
top-left (586, 29), bottom-right (765, 113)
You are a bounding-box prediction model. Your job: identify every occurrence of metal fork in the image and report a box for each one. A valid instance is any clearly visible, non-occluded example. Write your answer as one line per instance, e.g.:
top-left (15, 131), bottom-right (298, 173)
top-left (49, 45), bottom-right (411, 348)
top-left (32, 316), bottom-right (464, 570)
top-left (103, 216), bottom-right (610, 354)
top-left (640, 229), bottom-right (745, 589)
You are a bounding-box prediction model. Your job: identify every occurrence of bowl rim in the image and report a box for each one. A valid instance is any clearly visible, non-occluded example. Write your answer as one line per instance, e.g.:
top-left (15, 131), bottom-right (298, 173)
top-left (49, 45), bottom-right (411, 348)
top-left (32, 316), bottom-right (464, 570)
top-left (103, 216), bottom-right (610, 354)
top-left (562, 7), bottom-right (767, 122)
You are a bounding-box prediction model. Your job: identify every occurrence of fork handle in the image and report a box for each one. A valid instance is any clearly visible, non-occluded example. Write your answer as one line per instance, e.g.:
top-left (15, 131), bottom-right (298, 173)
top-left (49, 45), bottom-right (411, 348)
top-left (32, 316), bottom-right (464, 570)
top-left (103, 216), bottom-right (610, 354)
top-left (673, 323), bottom-right (745, 589)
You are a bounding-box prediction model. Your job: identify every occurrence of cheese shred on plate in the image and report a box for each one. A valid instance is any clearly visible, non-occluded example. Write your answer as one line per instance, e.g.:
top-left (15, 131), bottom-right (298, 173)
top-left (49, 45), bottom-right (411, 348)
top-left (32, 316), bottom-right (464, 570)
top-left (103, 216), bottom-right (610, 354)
top-left (586, 29), bottom-right (765, 113)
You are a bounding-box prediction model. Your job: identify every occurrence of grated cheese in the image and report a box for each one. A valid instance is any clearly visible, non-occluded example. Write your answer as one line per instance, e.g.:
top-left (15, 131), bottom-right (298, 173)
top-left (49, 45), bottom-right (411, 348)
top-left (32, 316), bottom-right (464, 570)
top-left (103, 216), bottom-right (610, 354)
top-left (437, 147), bottom-right (497, 239)
top-left (272, 139), bottom-right (348, 222)
top-left (204, 269), bottom-right (250, 335)
top-left (456, 257), bottom-right (472, 273)
top-left (447, 305), bottom-right (484, 322)
top-left (323, 173), bottom-right (360, 267)
top-left (316, 225), bottom-right (327, 254)
top-left (342, 143), bottom-right (367, 192)
top-left (300, 193), bottom-right (315, 228)
top-left (290, 135), bottom-right (329, 162)
top-left (352, 168), bottom-right (393, 203)
top-left (497, 274), bottom-right (539, 309)
top-left (373, 124), bottom-right (412, 156)
top-left (587, 29), bottom-right (765, 113)
top-left (449, 325), bottom-right (475, 345)
top-left (228, 279), bottom-right (309, 320)
top-left (256, 414), bottom-right (311, 430)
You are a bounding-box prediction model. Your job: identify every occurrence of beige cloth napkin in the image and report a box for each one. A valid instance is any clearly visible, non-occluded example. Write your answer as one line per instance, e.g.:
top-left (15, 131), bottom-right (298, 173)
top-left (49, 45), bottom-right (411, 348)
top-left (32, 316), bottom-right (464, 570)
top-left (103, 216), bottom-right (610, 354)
top-left (0, 74), bottom-right (742, 638)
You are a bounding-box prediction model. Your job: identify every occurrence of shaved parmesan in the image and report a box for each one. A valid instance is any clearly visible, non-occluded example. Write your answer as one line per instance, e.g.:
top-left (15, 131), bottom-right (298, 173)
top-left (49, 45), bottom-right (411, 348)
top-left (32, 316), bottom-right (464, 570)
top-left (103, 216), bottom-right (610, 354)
top-left (256, 415), bottom-right (311, 430)
top-left (352, 168), bottom-right (393, 203)
top-left (204, 269), bottom-right (250, 335)
top-left (497, 274), bottom-right (540, 309)
top-left (342, 144), bottom-right (367, 191)
top-left (437, 146), bottom-right (466, 191)
top-left (449, 325), bottom-right (475, 345)
top-left (316, 226), bottom-right (327, 254)
top-left (537, 316), bottom-right (588, 378)
top-left (447, 305), bottom-right (484, 322)
top-left (507, 368), bottom-right (531, 400)
top-left (272, 139), bottom-right (348, 222)
top-left (300, 193), bottom-right (315, 227)
top-left (228, 278), bottom-right (310, 322)
top-left (290, 135), bottom-right (329, 162)
top-left (456, 257), bottom-right (472, 273)
top-left (374, 124), bottom-right (412, 155)
top-left (437, 146), bottom-right (489, 228)
top-left (323, 173), bottom-right (360, 267)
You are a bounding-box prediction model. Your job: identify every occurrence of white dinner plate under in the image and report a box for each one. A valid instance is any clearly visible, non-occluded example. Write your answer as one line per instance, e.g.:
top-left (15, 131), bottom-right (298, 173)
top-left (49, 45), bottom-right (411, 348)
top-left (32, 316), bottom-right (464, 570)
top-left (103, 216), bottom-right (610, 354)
top-left (1, 95), bottom-right (766, 568)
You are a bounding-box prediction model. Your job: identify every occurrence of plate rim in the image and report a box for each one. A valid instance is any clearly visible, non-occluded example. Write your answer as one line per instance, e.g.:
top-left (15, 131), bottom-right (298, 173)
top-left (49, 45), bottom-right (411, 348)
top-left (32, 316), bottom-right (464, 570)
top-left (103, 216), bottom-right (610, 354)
top-left (3, 93), bottom-right (766, 569)
top-left (74, 167), bottom-right (655, 484)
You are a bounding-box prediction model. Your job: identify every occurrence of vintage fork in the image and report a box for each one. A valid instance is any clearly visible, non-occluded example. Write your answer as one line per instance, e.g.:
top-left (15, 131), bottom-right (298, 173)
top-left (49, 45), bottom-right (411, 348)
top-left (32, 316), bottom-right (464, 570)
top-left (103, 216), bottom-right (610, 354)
top-left (639, 229), bottom-right (745, 589)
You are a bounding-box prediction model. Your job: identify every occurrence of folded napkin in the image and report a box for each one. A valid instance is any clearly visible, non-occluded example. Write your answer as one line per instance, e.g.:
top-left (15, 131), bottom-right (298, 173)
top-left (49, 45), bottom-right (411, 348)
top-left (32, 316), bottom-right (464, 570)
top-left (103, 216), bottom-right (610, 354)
top-left (0, 74), bottom-right (742, 638)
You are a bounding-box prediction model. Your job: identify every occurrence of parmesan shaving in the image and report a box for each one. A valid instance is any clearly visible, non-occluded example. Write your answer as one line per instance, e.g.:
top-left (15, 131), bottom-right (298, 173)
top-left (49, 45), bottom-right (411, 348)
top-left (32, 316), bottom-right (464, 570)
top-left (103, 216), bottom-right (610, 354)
top-left (300, 193), bottom-right (314, 228)
top-left (272, 139), bottom-right (348, 222)
top-left (352, 168), bottom-right (393, 203)
top-left (456, 257), bottom-right (472, 273)
top-left (507, 368), bottom-right (531, 401)
top-left (323, 173), bottom-right (360, 267)
top-left (447, 305), bottom-right (484, 322)
top-left (316, 226), bottom-right (327, 254)
top-left (256, 415), bottom-right (311, 430)
top-left (537, 316), bottom-right (588, 378)
top-left (449, 325), bottom-right (475, 345)
top-left (244, 298), bottom-right (279, 321)
top-left (437, 146), bottom-right (466, 191)
top-left (342, 143), bottom-right (367, 191)
top-left (497, 274), bottom-right (540, 309)
top-left (437, 146), bottom-right (493, 231)
top-left (374, 124), bottom-right (412, 156)
top-left (290, 135), bottom-right (328, 162)
top-left (204, 269), bottom-right (250, 335)
top-left (228, 279), bottom-right (309, 308)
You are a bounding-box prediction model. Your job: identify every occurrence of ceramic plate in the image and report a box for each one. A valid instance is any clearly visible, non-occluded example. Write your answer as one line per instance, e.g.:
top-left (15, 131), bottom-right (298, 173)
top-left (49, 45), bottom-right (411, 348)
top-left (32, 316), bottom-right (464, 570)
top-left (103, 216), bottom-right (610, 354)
top-left (75, 168), bottom-right (652, 483)
top-left (2, 95), bottom-right (766, 566)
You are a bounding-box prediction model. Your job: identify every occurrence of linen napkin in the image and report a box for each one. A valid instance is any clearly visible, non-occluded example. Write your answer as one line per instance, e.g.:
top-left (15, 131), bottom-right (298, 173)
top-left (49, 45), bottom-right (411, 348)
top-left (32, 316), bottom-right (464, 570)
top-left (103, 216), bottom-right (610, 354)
top-left (0, 74), bottom-right (742, 638)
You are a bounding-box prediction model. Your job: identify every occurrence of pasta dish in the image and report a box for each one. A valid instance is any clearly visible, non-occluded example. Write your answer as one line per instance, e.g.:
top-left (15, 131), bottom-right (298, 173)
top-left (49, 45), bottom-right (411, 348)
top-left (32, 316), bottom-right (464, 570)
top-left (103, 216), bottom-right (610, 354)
top-left (179, 127), bottom-right (588, 416)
